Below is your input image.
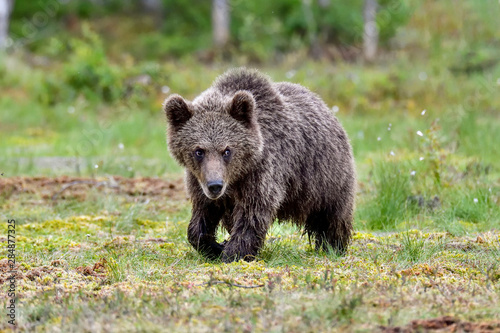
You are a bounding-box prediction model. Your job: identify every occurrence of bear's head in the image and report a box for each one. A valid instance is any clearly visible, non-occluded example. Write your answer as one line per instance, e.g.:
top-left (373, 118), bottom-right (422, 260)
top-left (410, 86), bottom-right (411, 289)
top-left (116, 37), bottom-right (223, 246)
top-left (164, 91), bottom-right (264, 200)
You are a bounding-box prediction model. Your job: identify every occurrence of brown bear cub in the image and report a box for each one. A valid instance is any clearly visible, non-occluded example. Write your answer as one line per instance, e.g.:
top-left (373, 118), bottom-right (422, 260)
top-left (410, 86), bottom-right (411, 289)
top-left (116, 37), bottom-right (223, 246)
top-left (164, 68), bottom-right (355, 263)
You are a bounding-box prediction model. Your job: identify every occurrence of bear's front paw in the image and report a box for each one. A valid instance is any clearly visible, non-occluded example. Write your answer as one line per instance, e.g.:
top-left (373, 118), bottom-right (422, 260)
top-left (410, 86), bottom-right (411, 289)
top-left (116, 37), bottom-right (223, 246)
top-left (221, 244), bottom-right (256, 263)
top-left (202, 241), bottom-right (225, 260)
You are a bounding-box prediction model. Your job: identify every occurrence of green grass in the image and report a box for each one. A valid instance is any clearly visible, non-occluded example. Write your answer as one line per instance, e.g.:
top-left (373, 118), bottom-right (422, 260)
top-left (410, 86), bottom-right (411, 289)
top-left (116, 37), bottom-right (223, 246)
top-left (1, 0), bottom-right (500, 331)
top-left (1, 188), bottom-right (499, 331)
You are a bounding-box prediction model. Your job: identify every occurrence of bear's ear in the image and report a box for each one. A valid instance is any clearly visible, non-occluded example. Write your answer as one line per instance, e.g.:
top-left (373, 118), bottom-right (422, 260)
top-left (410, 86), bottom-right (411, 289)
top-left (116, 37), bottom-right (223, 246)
top-left (229, 91), bottom-right (256, 128)
top-left (164, 95), bottom-right (192, 130)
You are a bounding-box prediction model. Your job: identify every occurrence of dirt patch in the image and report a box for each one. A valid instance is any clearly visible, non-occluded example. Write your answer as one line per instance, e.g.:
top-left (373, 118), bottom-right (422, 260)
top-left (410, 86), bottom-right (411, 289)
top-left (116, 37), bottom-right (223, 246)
top-left (380, 316), bottom-right (500, 332)
top-left (143, 238), bottom-right (169, 243)
top-left (0, 258), bottom-right (23, 284)
top-left (0, 176), bottom-right (186, 201)
top-left (445, 242), bottom-right (480, 252)
top-left (76, 259), bottom-right (107, 278)
top-left (25, 266), bottom-right (59, 281)
top-left (0, 258), bottom-right (68, 284)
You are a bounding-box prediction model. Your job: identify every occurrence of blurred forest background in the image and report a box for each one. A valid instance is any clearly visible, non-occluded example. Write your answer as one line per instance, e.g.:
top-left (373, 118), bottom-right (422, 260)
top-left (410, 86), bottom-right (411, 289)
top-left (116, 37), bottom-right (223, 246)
top-left (5, 0), bottom-right (410, 61)
top-left (1, 0), bottom-right (498, 108)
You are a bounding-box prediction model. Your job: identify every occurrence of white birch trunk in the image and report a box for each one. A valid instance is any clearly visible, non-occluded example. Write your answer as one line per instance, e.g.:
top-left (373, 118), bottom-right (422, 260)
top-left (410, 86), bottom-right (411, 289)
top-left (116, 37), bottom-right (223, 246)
top-left (0, 0), bottom-right (12, 49)
top-left (318, 0), bottom-right (330, 8)
top-left (140, 0), bottom-right (162, 13)
top-left (212, 0), bottom-right (229, 48)
top-left (363, 0), bottom-right (378, 62)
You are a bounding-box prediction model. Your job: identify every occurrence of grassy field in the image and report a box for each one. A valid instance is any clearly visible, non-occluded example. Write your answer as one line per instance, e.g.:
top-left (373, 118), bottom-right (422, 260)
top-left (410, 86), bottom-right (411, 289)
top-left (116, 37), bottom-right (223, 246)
top-left (1, 177), bottom-right (499, 332)
top-left (1, 0), bottom-right (500, 331)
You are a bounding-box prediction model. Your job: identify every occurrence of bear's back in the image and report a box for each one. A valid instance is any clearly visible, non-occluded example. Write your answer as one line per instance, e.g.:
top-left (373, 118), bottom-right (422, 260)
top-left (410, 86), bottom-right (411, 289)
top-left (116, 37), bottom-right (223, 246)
top-left (213, 68), bottom-right (281, 109)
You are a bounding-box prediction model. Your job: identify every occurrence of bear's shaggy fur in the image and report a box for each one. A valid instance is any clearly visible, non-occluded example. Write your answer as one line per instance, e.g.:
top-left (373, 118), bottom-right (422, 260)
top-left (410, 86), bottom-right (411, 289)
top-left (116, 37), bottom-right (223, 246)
top-left (164, 68), bottom-right (355, 262)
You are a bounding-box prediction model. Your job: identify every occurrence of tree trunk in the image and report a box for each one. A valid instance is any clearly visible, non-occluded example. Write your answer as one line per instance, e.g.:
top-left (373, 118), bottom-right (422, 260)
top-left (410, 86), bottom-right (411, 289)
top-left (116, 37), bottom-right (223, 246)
top-left (140, 0), bottom-right (162, 13)
top-left (212, 0), bottom-right (229, 48)
top-left (363, 0), bottom-right (378, 62)
top-left (318, 0), bottom-right (330, 8)
top-left (0, 0), bottom-right (13, 49)
top-left (303, 0), bottom-right (321, 59)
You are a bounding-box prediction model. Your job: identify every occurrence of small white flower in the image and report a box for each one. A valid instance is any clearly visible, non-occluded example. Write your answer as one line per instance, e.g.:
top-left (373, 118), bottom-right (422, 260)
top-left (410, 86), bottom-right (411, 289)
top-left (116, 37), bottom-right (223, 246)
top-left (86, 234), bottom-right (90, 238)
top-left (377, 137), bottom-right (381, 141)
top-left (127, 166), bottom-right (133, 171)
top-left (473, 198), bottom-right (478, 203)
top-left (410, 170), bottom-right (416, 176)
top-left (161, 86), bottom-right (170, 94)
top-left (418, 72), bottom-right (427, 81)
top-left (118, 143), bottom-right (125, 150)
top-left (94, 164), bottom-right (99, 169)
top-left (68, 106), bottom-right (75, 114)
top-left (286, 70), bottom-right (297, 79)
top-left (390, 151), bottom-right (395, 156)
top-left (332, 105), bottom-right (339, 113)
top-left (416, 131), bottom-right (424, 137)
top-left (419, 156), bottom-right (424, 161)
top-left (421, 109), bottom-right (426, 115)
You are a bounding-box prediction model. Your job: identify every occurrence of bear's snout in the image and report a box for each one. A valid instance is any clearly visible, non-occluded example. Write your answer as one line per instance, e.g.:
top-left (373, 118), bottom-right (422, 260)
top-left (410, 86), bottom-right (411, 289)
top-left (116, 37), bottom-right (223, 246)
top-left (207, 180), bottom-right (224, 197)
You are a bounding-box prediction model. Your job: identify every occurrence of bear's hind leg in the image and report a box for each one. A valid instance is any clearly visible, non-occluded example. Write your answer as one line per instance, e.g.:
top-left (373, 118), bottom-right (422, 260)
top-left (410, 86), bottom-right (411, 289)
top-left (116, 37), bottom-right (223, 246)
top-left (304, 210), bottom-right (329, 252)
top-left (305, 208), bottom-right (353, 255)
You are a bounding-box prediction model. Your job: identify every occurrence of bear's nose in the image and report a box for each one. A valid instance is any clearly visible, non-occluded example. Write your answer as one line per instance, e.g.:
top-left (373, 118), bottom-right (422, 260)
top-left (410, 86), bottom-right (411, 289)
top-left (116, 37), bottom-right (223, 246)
top-left (207, 181), bottom-right (223, 196)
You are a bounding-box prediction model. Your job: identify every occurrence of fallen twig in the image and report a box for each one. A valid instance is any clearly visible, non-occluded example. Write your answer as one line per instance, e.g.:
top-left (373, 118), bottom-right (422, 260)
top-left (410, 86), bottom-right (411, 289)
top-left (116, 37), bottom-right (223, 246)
top-left (198, 280), bottom-right (265, 289)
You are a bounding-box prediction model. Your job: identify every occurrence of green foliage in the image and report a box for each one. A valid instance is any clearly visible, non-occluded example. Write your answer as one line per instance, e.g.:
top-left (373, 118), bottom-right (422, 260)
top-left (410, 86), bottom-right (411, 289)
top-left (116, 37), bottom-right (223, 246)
top-left (448, 187), bottom-right (498, 224)
top-left (377, 0), bottom-right (412, 44)
top-left (361, 161), bottom-right (414, 229)
top-left (33, 26), bottom-right (171, 106)
top-left (230, 0), bottom-right (411, 60)
top-left (25, 25), bottom-right (125, 105)
top-left (159, 0), bottom-right (212, 55)
top-left (64, 25), bottom-right (124, 103)
top-left (421, 121), bottom-right (445, 187)
top-left (231, 0), bottom-right (306, 60)
top-left (10, 0), bottom-right (134, 20)
top-left (397, 231), bottom-right (443, 264)
top-left (9, 0), bottom-right (133, 50)
top-left (399, 232), bottom-right (426, 263)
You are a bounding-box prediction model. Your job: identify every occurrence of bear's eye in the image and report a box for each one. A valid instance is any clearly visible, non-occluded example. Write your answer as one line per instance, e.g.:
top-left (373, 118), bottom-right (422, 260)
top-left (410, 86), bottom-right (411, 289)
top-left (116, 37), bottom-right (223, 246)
top-left (222, 148), bottom-right (231, 159)
top-left (194, 149), bottom-right (205, 160)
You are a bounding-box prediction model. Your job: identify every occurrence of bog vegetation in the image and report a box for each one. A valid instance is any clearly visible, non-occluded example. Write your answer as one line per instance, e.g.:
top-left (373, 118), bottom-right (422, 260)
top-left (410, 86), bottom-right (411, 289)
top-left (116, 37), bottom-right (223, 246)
top-left (0, 0), bottom-right (499, 332)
